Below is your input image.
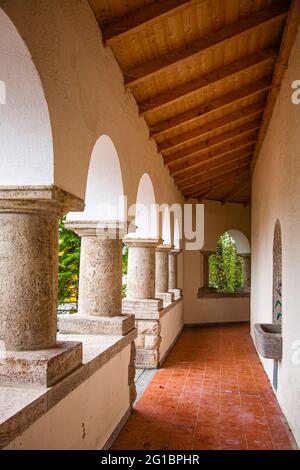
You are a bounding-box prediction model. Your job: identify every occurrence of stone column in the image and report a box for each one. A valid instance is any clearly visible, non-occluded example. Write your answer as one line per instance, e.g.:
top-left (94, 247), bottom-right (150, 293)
top-left (122, 236), bottom-right (163, 368)
top-left (240, 253), bottom-right (251, 291)
top-left (169, 248), bottom-right (182, 299)
top-left (0, 186), bottom-right (83, 386)
top-left (124, 236), bottom-right (160, 300)
top-left (59, 221), bottom-right (134, 336)
top-left (155, 244), bottom-right (174, 305)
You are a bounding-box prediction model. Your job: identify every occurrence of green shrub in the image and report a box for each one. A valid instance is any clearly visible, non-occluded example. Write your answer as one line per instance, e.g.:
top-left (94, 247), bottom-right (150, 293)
top-left (209, 232), bottom-right (244, 293)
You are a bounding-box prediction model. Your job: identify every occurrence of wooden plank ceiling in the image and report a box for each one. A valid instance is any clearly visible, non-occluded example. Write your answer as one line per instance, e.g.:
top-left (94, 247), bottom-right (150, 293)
top-left (89, 0), bottom-right (297, 204)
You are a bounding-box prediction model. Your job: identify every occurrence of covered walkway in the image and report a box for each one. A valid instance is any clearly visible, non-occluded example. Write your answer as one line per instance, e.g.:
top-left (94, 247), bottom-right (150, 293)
top-left (112, 324), bottom-right (296, 450)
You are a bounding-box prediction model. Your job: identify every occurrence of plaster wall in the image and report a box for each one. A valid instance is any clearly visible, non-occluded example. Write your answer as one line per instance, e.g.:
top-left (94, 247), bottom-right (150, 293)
top-left (0, 0), bottom-right (183, 211)
top-left (183, 200), bottom-right (251, 324)
top-left (251, 25), bottom-right (300, 447)
top-left (160, 301), bottom-right (184, 362)
top-left (5, 344), bottom-right (131, 450)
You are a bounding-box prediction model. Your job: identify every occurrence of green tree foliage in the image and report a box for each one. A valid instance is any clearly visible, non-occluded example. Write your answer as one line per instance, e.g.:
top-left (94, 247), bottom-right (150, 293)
top-left (122, 244), bottom-right (128, 298)
top-left (58, 217), bottom-right (81, 305)
top-left (209, 232), bottom-right (244, 293)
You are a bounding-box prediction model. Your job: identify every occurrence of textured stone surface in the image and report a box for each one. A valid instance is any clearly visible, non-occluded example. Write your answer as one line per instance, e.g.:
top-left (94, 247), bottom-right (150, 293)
top-left (155, 244), bottom-right (173, 293)
top-left (78, 236), bottom-right (123, 317)
top-left (169, 288), bottom-right (182, 300)
top-left (254, 323), bottom-right (282, 360)
top-left (122, 298), bottom-right (163, 319)
top-left (123, 236), bottom-right (161, 299)
top-left (155, 292), bottom-right (175, 306)
top-left (0, 341), bottom-right (82, 387)
top-left (59, 314), bottom-right (134, 336)
top-left (169, 249), bottom-right (181, 290)
top-left (136, 349), bottom-right (159, 368)
top-left (0, 186), bottom-right (83, 352)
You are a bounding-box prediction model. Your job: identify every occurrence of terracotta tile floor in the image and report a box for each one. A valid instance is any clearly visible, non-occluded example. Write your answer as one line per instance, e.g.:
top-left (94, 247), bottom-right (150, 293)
top-left (112, 324), bottom-right (297, 450)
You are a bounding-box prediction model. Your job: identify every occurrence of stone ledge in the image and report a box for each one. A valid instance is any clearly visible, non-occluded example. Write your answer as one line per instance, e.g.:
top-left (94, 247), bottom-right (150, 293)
top-left (155, 292), bottom-right (175, 307)
top-left (58, 314), bottom-right (134, 336)
top-left (122, 298), bottom-right (163, 320)
top-left (0, 329), bottom-right (137, 449)
top-left (0, 341), bottom-right (82, 387)
top-left (197, 287), bottom-right (250, 298)
top-left (169, 288), bottom-right (183, 300)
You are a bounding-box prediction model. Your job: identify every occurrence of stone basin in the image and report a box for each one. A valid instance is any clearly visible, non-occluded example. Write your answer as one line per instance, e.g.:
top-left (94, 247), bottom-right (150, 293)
top-left (254, 323), bottom-right (282, 360)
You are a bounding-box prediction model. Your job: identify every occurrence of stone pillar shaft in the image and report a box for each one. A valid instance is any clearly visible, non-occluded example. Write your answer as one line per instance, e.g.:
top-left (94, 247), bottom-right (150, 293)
top-left (0, 187), bottom-right (83, 352)
top-left (66, 221), bottom-right (126, 317)
top-left (155, 244), bottom-right (173, 294)
top-left (168, 249), bottom-right (181, 290)
top-left (78, 237), bottom-right (122, 317)
top-left (124, 237), bottom-right (161, 300)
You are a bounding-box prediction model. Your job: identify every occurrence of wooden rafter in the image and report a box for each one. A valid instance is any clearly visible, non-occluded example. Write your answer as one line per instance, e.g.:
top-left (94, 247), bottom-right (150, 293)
top-left (124, 1), bottom-right (289, 87)
top-left (221, 179), bottom-right (250, 205)
top-left (159, 101), bottom-right (265, 153)
top-left (251, 0), bottom-right (300, 171)
top-left (165, 117), bottom-right (261, 166)
top-left (150, 79), bottom-right (270, 137)
top-left (178, 154), bottom-right (252, 191)
top-left (100, 0), bottom-right (191, 45)
top-left (183, 167), bottom-right (250, 198)
top-left (139, 48), bottom-right (277, 115)
top-left (170, 138), bottom-right (255, 184)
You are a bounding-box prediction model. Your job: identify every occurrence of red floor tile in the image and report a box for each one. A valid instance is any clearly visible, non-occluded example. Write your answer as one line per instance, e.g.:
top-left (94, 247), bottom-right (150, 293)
top-left (111, 324), bottom-right (297, 450)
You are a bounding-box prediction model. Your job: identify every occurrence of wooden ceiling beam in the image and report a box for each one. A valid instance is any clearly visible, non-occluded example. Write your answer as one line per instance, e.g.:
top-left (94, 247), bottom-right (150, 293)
top-left (124, 1), bottom-right (289, 87)
top-left (150, 79), bottom-right (270, 137)
top-left (165, 117), bottom-right (261, 166)
top-left (139, 48), bottom-right (277, 115)
top-left (221, 179), bottom-right (250, 205)
top-left (183, 167), bottom-right (250, 198)
top-left (159, 101), bottom-right (265, 153)
top-left (178, 155), bottom-right (252, 191)
top-left (251, 0), bottom-right (300, 172)
top-left (170, 141), bottom-right (255, 184)
top-left (100, 0), bottom-right (191, 45)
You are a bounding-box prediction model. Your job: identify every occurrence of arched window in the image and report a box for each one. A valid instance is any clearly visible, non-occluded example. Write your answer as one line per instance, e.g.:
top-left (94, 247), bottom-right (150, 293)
top-left (58, 135), bottom-right (124, 307)
top-left (0, 9), bottom-right (53, 185)
top-left (134, 173), bottom-right (157, 237)
top-left (208, 232), bottom-right (245, 293)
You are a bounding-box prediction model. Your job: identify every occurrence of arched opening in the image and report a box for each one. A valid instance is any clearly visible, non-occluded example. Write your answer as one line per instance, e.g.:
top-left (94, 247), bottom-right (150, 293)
top-left (208, 231), bottom-right (248, 293)
top-left (59, 135), bottom-right (125, 309)
top-left (174, 217), bottom-right (181, 249)
top-left (227, 229), bottom-right (251, 254)
top-left (273, 220), bottom-right (282, 324)
top-left (162, 206), bottom-right (171, 245)
top-left (68, 135), bottom-right (125, 222)
top-left (134, 173), bottom-right (157, 237)
top-left (0, 9), bottom-right (53, 185)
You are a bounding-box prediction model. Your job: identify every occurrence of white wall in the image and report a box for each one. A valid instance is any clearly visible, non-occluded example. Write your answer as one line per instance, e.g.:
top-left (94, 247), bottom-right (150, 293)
top-left (0, 9), bottom-right (53, 185)
top-left (160, 301), bottom-right (184, 363)
top-left (251, 24), bottom-right (300, 447)
top-left (0, 0), bottom-right (183, 212)
top-left (184, 200), bottom-right (251, 324)
top-left (5, 345), bottom-right (131, 450)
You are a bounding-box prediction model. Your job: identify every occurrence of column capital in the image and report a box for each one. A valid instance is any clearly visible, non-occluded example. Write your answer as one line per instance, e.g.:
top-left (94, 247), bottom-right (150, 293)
top-left (156, 243), bottom-right (173, 253)
top-left (0, 185), bottom-right (84, 216)
top-left (65, 219), bottom-right (128, 239)
top-left (123, 235), bottom-right (162, 249)
top-left (170, 248), bottom-right (182, 255)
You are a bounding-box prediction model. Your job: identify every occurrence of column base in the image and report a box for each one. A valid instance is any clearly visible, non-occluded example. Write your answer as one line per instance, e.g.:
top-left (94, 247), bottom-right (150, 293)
top-left (122, 298), bottom-right (163, 369)
top-left (169, 288), bottom-right (182, 300)
top-left (155, 292), bottom-right (175, 306)
top-left (58, 314), bottom-right (135, 336)
top-left (0, 341), bottom-right (82, 387)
